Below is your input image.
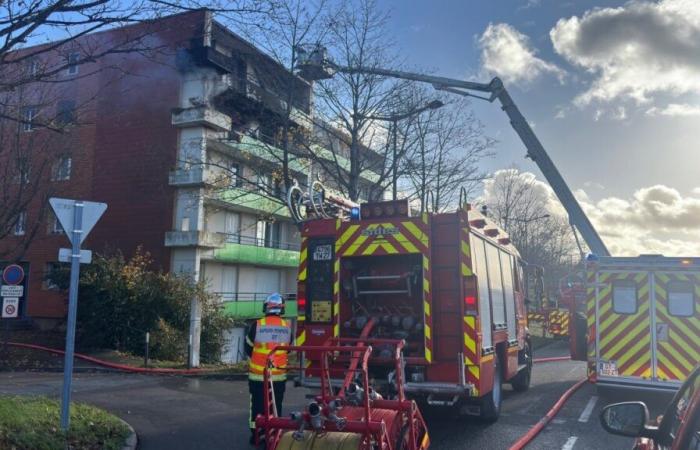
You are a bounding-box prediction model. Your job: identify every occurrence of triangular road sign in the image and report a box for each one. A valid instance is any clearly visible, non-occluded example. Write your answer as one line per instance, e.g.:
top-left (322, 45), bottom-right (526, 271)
top-left (49, 198), bottom-right (107, 245)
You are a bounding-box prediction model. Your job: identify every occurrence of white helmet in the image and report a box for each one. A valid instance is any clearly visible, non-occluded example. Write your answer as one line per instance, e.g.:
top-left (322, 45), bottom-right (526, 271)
top-left (264, 292), bottom-right (284, 315)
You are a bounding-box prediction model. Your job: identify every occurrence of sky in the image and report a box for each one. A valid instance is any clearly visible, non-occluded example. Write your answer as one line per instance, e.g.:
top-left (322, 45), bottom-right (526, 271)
top-left (382, 0), bottom-right (700, 257)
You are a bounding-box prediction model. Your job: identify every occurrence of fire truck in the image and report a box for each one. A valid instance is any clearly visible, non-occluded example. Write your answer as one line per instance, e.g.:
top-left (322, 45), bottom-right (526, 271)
top-left (569, 255), bottom-right (700, 392)
top-left (292, 196), bottom-right (535, 420)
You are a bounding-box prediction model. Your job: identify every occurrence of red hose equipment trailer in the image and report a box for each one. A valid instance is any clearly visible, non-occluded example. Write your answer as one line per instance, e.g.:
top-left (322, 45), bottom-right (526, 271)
top-left (255, 339), bottom-right (429, 450)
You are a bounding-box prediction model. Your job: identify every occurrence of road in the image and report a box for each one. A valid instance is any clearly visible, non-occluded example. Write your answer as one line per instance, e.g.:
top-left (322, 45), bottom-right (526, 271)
top-left (0, 340), bottom-right (674, 450)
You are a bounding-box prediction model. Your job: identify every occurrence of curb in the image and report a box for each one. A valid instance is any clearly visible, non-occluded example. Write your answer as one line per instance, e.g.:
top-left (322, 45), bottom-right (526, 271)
top-left (118, 417), bottom-right (138, 450)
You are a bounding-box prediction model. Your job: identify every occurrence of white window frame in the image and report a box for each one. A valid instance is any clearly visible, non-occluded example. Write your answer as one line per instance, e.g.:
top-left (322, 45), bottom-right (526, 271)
top-left (14, 211), bottom-right (27, 236)
top-left (52, 156), bottom-right (72, 181)
top-left (67, 52), bottom-right (80, 75)
top-left (22, 107), bottom-right (37, 132)
top-left (50, 213), bottom-right (63, 234)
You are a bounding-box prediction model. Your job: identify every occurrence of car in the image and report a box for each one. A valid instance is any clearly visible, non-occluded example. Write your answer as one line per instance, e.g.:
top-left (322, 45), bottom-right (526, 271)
top-left (600, 365), bottom-right (700, 449)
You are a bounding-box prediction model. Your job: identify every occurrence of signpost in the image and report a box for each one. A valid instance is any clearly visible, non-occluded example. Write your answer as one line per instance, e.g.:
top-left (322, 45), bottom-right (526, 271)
top-left (49, 198), bottom-right (106, 431)
top-left (2, 298), bottom-right (18, 318)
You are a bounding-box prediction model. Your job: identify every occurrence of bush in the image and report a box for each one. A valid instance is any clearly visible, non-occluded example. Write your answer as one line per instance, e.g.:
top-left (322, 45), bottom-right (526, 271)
top-left (49, 248), bottom-right (232, 362)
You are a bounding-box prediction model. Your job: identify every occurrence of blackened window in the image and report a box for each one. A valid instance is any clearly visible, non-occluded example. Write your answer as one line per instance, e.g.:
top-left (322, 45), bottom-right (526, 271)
top-left (56, 100), bottom-right (76, 125)
top-left (67, 52), bottom-right (80, 75)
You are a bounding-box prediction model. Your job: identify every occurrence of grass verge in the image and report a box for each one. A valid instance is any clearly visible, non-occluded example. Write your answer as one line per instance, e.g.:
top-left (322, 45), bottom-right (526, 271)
top-left (0, 396), bottom-right (129, 450)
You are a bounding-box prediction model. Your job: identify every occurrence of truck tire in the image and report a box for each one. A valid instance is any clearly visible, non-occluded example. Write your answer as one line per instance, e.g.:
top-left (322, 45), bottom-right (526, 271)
top-left (511, 342), bottom-right (532, 392)
top-left (480, 358), bottom-right (502, 422)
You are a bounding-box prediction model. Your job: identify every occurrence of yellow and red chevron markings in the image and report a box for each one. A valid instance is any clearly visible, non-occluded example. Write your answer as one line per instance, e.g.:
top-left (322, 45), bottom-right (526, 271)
top-left (653, 272), bottom-right (700, 381)
top-left (463, 315), bottom-right (480, 395)
top-left (596, 272), bottom-right (652, 379)
top-left (547, 310), bottom-right (569, 337)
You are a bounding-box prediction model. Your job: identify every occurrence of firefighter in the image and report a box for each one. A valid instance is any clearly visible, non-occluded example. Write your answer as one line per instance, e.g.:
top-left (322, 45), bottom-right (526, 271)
top-left (245, 293), bottom-right (291, 445)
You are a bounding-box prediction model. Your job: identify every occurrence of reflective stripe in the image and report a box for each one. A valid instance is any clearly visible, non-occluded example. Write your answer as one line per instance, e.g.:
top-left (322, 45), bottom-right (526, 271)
top-left (248, 373), bottom-right (287, 382)
top-left (249, 316), bottom-right (290, 378)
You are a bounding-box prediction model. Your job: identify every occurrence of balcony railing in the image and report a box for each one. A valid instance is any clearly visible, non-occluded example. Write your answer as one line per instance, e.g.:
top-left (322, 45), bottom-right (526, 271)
top-left (215, 292), bottom-right (297, 303)
top-left (221, 233), bottom-right (300, 251)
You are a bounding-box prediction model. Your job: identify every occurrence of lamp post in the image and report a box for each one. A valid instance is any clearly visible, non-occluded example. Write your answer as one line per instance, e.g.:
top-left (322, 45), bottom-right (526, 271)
top-left (361, 100), bottom-right (444, 200)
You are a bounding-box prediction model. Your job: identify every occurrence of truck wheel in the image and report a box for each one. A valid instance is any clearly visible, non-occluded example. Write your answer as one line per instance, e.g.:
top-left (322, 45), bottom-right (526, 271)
top-left (480, 359), bottom-right (502, 422)
top-left (511, 342), bottom-right (532, 392)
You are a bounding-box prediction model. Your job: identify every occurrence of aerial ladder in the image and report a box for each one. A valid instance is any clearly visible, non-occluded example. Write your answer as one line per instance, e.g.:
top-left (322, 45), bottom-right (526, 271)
top-left (295, 45), bottom-right (610, 258)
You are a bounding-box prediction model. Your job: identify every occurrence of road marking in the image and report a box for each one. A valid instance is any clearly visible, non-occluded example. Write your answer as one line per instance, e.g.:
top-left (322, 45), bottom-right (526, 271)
top-left (578, 395), bottom-right (598, 423)
top-left (562, 436), bottom-right (578, 450)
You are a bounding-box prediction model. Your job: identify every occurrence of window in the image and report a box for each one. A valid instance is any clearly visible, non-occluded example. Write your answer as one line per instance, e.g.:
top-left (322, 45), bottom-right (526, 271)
top-left (67, 52), bottom-right (80, 75)
top-left (230, 162), bottom-right (242, 187)
top-left (613, 280), bottom-right (637, 314)
top-left (256, 173), bottom-right (271, 189)
top-left (28, 58), bottom-right (39, 77)
top-left (15, 157), bottom-right (30, 184)
top-left (56, 100), bottom-right (76, 125)
top-left (43, 262), bottom-right (67, 290)
top-left (49, 212), bottom-right (63, 235)
top-left (13, 212), bottom-right (26, 236)
top-left (22, 106), bottom-right (37, 131)
top-left (486, 242), bottom-right (506, 326)
top-left (668, 281), bottom-right (694, 317)
top-left (51, 156), bottom-right (72, 181)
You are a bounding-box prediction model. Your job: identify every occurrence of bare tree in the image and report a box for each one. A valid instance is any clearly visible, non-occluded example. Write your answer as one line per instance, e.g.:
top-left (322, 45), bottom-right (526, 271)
top-left (482, 168), bottom-right (579, 301)
top-left (311, 0), bottom-right (406, 202)
top-left (403, 93), bottom-right (493, 213)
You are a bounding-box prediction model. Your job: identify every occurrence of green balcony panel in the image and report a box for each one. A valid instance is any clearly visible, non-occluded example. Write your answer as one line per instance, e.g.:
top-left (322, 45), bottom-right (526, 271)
top-left (214, 242), bottom-right (299, 267)
top-left (216, 188), bottom-right (290, 218)
top-left (222, 300), bottom-right (297, 320)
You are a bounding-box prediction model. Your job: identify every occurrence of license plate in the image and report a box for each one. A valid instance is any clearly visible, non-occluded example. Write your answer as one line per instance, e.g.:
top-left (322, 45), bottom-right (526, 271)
top-left (600, 361), bottom-right (618, 376)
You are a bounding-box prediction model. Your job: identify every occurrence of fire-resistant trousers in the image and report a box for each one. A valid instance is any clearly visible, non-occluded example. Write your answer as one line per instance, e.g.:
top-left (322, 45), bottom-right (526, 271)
top-left (249, 379), bottom-right (286, 438)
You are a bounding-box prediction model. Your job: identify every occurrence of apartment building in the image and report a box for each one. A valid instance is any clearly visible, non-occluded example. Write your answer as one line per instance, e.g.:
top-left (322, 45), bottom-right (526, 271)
top-left (0, 9), bottom-right (380, 337)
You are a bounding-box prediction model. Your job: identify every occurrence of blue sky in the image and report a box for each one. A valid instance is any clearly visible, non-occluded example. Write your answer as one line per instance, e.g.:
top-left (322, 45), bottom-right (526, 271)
top-left (381, 0), bottom-right (700, 255)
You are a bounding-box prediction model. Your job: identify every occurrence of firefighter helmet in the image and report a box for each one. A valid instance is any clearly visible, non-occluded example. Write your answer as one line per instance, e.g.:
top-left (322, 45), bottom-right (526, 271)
top-left (264, 292), bottom-right (284, 315)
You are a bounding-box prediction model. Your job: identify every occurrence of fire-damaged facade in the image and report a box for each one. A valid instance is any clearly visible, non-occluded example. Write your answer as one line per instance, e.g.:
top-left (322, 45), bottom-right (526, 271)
top-left (0, 9), bottom-right (380, 329)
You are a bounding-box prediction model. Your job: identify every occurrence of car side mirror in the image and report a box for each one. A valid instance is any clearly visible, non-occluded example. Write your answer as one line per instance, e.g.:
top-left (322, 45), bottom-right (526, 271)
top-left (600, 402), bottom-right (654, 438)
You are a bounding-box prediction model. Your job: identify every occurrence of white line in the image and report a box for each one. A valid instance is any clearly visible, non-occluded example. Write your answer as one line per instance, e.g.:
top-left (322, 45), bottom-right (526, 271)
top-left (562, 436), bottom-right (578, 450)
top-left (578, 395), bottom-right (598, 423)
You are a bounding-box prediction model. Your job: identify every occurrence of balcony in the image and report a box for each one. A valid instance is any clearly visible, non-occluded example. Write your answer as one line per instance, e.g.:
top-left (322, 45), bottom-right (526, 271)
top-left (208, 134), bottom-right (309, 176)
top-left (171, 106), bottom-right (231, 132)
top-left (164, 231), bottom-right (226, 248)
top-left (212, 233), bottom-right (300, 267)
top-left (211, 188), bottom-right (291, 218)
top-left (217, 292), bottom-right (297, 319)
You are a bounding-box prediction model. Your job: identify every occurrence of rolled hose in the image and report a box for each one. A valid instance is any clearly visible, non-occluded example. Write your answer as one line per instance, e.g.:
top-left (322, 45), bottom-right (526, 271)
top-left (7, 342), bottom-right (214, 374)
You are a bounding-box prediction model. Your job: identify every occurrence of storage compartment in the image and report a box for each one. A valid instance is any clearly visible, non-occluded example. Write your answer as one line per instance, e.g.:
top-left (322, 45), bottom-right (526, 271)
top-left (339, 253), bottom-right (425, 359)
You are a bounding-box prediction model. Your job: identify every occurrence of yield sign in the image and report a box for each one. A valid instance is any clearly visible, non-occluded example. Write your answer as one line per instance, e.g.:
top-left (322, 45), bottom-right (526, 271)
top-left (49, 198), bottom-right (107, 245)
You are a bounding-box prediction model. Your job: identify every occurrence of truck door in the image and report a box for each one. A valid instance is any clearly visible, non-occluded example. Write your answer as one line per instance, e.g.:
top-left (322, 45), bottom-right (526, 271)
top-left (651, 272), bottom-right (700, 383)
top-left (595, 271), bottom-right (653, 381)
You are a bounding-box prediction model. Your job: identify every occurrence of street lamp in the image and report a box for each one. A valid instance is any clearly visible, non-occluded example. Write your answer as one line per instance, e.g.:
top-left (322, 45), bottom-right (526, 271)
top-left (360, 100), bottom-right (444, 200)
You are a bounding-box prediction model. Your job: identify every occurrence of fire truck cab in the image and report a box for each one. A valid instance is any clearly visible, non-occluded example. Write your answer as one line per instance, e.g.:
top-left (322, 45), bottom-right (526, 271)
top-left (296, 199), bottom-right (534, 420)
top-left (572, 255), bottom-right (700, 392)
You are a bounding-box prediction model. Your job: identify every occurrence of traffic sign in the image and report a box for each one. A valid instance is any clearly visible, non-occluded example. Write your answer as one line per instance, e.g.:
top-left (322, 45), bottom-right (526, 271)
top-left (1, 285), bottom-right (23, 297)
top-left (2, 297), bottom-right (18, 318)
top-left (49, 198), bottom-right (107, 245)
top-left (2, 264), bottom-right (24, 285)
top-left (58, 248), bottom-right (92, 264)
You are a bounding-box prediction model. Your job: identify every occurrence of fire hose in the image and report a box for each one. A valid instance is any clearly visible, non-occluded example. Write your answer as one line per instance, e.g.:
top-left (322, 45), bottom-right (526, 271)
top-left (7, 342), bottom-right (213, 374)
top-left (509, 355), bottom-right (586, 450)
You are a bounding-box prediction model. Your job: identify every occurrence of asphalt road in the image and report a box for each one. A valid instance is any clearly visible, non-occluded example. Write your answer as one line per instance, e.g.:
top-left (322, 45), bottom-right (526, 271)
top-left (0, 340), bottom-right (676, 450)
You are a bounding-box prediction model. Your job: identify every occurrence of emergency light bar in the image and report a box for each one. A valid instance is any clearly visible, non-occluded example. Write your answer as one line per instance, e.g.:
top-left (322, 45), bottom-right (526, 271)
top-left (360, 199), bottom-right (409, 220)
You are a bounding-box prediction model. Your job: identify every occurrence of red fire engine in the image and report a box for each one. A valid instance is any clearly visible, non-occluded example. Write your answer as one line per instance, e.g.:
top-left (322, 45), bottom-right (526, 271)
top-left (294, 197), bottom-right (535, 420)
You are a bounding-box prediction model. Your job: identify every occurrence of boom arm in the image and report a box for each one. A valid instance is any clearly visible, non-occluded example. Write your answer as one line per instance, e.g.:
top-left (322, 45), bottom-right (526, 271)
top-left (300, 52), bottom-right (610, 256)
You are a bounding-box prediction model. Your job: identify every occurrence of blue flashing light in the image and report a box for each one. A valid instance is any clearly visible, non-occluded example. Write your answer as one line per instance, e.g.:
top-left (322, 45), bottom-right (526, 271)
top-left (350, 207), bottom-right (360, 220)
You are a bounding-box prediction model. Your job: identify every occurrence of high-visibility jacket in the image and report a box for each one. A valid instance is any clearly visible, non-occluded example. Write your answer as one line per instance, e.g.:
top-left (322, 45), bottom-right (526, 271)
top-left (248, 316), bottom-right (291, 381)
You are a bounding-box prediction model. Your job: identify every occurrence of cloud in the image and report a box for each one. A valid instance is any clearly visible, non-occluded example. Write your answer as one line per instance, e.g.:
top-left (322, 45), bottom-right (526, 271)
top-left (646, 103), bottom-right (700, 116)
top-left (482, 170), bottom-right (700, 256)
top-left (550, 0), bottom-right (700, 106)
top-left (478, 23), bottom-right (565, 85)
top-left (577, 184), bottom-right (700, 256)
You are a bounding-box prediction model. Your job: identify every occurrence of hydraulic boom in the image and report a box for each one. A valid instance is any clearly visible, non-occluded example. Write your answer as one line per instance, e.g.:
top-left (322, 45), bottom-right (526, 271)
top-left (297, 47), bottom-right (610, 257)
